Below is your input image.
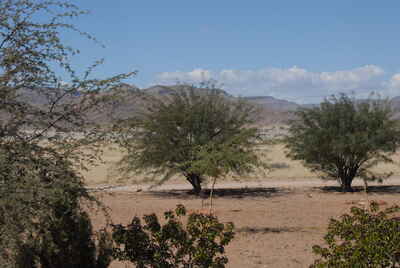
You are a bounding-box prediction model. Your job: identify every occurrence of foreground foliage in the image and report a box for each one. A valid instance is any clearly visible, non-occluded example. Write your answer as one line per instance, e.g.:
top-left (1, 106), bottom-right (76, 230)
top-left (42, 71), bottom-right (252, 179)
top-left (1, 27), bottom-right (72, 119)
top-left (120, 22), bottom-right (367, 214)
top-left (0, 0), bottom-right (133, 266)
top-left (311, 203), bottom-right (400, 267)
top-left (111, 204), bottom-right (235, 268)
top-left (115, 85), bottom-right (265, 194)
top-left (0, 142), bottom-right (113, 267)
top-left (285, 93), bottom-right (400, 192)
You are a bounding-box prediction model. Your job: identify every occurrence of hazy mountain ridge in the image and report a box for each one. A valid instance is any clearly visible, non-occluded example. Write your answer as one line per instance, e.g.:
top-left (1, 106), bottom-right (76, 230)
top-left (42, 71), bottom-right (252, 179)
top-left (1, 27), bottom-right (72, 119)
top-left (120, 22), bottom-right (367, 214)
top-left (243, 96), bottom-right (300, 111)
top-left (8, 84), bottom-right (400, 126)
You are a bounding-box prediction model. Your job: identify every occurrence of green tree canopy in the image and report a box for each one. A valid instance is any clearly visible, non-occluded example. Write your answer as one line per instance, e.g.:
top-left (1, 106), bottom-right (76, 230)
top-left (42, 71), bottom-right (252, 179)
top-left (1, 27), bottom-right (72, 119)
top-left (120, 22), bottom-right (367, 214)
top-left (285, 93), bottom-right (400, 192)
top-left (115, 85), bottom-right (265, 194)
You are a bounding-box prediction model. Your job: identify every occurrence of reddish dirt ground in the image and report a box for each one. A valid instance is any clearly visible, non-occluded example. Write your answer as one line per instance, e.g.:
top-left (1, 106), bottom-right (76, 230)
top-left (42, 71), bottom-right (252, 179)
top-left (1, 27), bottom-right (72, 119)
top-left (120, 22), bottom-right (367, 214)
top-left (90, 184), bottom-right (400, 268)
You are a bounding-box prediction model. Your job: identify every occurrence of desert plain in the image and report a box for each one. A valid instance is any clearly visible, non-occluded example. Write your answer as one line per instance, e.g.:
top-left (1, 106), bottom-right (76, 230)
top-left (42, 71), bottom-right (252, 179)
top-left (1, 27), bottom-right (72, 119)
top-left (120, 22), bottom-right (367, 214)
top-left (87, 142), bottom-right (400, 268)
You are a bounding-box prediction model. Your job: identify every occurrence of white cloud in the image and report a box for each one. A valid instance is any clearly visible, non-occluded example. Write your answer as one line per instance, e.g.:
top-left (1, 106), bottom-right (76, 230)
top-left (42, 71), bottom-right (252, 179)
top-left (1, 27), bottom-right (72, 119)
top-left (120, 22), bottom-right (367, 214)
top-left (388, 73), bottom-right (400, 89)
top-left (154, 65), bottom-right (391, 103)
top-left (157, 68), bottom-right (211, 84)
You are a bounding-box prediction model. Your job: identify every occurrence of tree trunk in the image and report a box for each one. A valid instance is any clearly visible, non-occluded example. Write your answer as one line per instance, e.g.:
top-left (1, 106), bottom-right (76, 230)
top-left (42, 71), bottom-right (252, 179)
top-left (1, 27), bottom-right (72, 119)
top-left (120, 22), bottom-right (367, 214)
top-left (341, 177), bottom-right (354, 192)
top-left (209, 177), bottom-right (217, 215)
top-left (186, 173), bottom-right (202, 195)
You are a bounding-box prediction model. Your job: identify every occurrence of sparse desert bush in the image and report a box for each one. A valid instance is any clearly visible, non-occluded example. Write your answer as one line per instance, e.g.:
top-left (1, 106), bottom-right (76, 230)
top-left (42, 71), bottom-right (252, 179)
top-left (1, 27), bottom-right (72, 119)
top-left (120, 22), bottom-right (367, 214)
top-left (111, 204), bottom-right (235, 268)
top-left (269, 162), bottom-right (290, 169)
top-left (285, 93), bottom-right (400, 192)
top-left (311, 203), bottom-right (400, 267)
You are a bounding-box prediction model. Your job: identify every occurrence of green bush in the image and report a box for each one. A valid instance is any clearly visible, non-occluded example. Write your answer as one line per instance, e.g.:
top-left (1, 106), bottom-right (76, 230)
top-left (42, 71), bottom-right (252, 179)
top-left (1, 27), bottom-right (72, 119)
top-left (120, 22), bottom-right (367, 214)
top-left (311, 203), bottom-right (400, 267)
top-left (13, 207), bottom-right (113, 268)
top-left (111, 205), bottom-right (235, 268)
top-left (0, 143), bottom-right (113, 268)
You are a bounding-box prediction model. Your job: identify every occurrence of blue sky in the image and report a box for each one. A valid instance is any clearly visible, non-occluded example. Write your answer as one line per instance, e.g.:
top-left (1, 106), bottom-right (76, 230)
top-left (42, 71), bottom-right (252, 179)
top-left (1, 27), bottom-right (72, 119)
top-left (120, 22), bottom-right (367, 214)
top-left (66, 1), bottom-right (400, 103)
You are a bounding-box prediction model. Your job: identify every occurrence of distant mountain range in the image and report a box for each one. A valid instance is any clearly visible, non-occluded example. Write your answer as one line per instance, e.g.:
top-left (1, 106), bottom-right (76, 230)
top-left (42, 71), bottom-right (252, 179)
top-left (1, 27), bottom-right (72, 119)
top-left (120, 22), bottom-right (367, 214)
top-left (242, 96), bottom-right (299, 111)
top-left (7, 84), bottom-right (400, 126)
top-left (141, 85), bottom-right (400, 124)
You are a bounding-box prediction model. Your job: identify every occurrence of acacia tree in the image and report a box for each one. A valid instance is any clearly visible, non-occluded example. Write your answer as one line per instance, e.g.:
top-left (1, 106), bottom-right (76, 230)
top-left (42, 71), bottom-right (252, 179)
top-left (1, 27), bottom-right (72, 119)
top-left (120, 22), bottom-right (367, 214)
top-left (115, 85), bottom-right (265, 194)
top-left (285, 93), bottom-right (400, 192)
top-left (0, 1), bottom-right (134, 266)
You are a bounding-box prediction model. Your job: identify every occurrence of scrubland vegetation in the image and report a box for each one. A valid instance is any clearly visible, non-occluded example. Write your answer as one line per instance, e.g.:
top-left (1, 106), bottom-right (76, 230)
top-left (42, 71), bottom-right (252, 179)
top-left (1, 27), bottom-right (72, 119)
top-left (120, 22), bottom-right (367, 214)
top-left (2, 1), bottom-right (400, 267)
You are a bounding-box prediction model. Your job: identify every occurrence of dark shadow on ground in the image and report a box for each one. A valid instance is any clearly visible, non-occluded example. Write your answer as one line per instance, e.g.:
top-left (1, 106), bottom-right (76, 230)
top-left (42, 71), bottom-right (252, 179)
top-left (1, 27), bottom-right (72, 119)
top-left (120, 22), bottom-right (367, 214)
top-left (316, 185), bottom-right (400, 194)
top-left (236, 226), bottom-right (302, 234)
top-left (147, 187), bottom-right (291, 200)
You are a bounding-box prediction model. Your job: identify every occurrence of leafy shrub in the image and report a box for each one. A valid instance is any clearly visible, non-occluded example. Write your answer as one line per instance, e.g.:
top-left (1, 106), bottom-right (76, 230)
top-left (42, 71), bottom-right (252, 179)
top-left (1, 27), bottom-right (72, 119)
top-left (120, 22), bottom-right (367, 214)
top-left (111, 204), bottom-right (235, 268)
top-left (13, 207), bottom-right (113, 268)
top-left (0, 143), bottom-right (113, 268)
top-left (311, 203), bottom-right (400, 267)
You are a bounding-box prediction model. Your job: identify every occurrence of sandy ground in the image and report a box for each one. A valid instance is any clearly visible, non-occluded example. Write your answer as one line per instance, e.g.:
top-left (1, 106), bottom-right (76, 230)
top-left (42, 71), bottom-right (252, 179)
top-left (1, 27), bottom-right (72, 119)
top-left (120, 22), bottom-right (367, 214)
top-left (90, 178), bottom-right (400, 268)
top-left (85, 143), bottom-right (400, 267)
